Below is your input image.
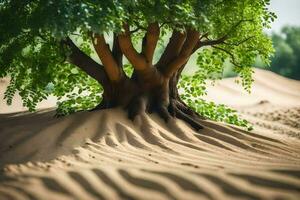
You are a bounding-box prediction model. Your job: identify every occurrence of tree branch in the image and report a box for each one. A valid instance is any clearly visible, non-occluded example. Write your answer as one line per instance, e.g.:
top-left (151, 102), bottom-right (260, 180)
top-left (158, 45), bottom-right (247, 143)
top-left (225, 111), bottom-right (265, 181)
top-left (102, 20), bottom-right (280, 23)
top-left (163, 29), bottom-right (200, 78)
top-left (156, 30), bottom-right (186, 68)
top-left (112, 33), bottom-right (123, 67)
top-left (194, 19), bottom-right (255, 51)
top-left (61, 37), bottom-right (109, 86)
top-left (130, 27), bottom-right (140, 34)
top-left (227, 19), bottom-right (254, 35)
top-left (169, 62), bottom-right (187, 99)
top-left (223, 36), bottom-right (255, 46)
top-left (199, 35), bottom-right (227, 47)
top-left (212, 45), bottom-right (241, 67)
top-left (91, 33), bottom-right (122, 82)
top-left (118, 24), bottom-right (147, 70)
top-left (142, 22), bottom-right (160, 63)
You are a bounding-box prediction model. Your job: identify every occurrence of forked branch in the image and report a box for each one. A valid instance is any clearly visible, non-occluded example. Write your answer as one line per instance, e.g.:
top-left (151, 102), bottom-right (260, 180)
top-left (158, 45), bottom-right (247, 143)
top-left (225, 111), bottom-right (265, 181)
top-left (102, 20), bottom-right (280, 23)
top-left (61, 37), bottom-right (109, 86)
top-left (212, 45), bottom-right (241, 67)
top-left (163, 29), bottom-right (200, 78)
top-left (199, 36), bottom-right (227, 48)
top-left (118, 24), bottom-right (147, 70)
top-left (194, 19), bottom-right (255, 51)
top-left (142, 22), bottom-right (160, 63)
top-left (91, 33), bottom-right (122, 81)
top-left (157, 30), bottom-right (187, 68)
top-left (112, 33), bottom-right (123, 67)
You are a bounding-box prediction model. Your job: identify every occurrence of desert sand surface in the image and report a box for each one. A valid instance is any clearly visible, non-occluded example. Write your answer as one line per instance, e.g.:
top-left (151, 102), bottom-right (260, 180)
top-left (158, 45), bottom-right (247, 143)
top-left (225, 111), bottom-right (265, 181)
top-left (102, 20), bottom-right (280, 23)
top-left (0, 69), bottom-right (300, 200)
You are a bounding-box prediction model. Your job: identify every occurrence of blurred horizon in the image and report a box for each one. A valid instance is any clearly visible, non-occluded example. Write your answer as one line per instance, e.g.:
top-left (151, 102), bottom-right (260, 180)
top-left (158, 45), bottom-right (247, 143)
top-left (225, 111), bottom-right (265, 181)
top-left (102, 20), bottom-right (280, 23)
top-left (208, 0), bottom-right (300, 80)
top-left (268, 0), bottom-right (300, 34)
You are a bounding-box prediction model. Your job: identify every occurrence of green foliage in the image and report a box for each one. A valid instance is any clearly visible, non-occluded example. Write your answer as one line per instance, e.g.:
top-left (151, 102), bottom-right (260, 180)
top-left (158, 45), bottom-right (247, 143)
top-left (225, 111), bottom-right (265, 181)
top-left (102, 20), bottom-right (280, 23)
top-left (123, 64), bottom-right (134, 78)
top-left (179, 73), bottom-right (253, 130)
top-left (263, 26), bottom-right (300, 80)
top-left (56, 92), bottom-right (102, 116)
top-left (0, 1), bottom-right (275, 128)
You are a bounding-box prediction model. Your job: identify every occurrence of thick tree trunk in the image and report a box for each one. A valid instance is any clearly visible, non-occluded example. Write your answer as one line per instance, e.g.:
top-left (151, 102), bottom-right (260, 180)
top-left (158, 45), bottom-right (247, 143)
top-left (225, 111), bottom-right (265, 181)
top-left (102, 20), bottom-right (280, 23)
top-left (92, 66), bottom-right (203, 131)
top-left (64, 25), bottom-right (205, 131)
top-left (168, 68), bottom-right (205, 130)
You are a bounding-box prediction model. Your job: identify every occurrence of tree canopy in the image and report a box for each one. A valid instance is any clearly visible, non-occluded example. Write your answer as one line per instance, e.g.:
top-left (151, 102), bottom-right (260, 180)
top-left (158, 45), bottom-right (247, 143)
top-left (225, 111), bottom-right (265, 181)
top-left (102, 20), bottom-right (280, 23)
top-left (0, 0), bottom-right (275, 129)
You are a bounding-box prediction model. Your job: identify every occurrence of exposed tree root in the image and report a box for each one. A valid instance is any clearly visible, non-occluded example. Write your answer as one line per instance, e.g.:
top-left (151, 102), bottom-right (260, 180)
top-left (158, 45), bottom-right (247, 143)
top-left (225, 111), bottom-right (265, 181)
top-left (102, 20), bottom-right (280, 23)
top-left (126, 96), bottom-right (147, 121)
top-left (169, 99), bottom-right (204, 130)
top-left (66, 24), bottom-right (208, 132)
top-left (91, 94), bottom-right (204, 131)
top-left (173, 107), bottom-right (204, 130)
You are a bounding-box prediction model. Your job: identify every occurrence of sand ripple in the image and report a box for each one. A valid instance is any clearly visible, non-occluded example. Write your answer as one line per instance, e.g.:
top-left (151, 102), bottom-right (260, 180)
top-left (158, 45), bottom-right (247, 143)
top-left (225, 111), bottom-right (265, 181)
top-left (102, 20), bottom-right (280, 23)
top-left (1, 108), bottom-right (300, 200)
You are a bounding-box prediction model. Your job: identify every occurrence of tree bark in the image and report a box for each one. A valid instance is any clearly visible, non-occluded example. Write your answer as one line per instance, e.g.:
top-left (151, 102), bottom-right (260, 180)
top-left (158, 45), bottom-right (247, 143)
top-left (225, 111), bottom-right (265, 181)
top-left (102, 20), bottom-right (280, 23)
top-left (91, 34), bottom-right (122, 82)
top-left (63, 27), bottom-right (204, 131)
top-left (118, 24), bottom-right (148, 71)
top-left (142, 22), bottom-right (160, 63)
top-left (163, 29), bottom-right (200, 78)
top-left (112, 33), bottom-right (123, 67)
top-left (157, 30), bottom-right (186, 70)
top-left (61, 37), bottom-right (109, 87)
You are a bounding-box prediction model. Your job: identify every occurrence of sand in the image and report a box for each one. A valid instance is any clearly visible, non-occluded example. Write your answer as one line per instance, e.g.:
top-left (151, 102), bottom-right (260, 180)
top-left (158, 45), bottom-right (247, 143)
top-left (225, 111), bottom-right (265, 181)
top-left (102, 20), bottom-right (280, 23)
top-left (0, 69), bottom-right (300, 200)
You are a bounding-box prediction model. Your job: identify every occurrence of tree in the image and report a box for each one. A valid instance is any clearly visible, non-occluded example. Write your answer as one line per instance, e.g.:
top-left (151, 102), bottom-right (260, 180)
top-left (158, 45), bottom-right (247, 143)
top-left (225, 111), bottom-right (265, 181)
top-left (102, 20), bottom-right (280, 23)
top-left (0, 0), bottom-right (275, 130)
top-left (267, 26), bottom-right (300, 80)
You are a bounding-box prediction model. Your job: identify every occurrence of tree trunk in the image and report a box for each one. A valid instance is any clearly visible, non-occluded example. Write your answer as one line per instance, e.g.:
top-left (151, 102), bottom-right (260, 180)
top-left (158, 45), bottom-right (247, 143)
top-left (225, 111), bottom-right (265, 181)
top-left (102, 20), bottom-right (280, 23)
top-left (92, 66), bottom-right (203, 131)
top-left (64, 25), bottom-right (204, 131)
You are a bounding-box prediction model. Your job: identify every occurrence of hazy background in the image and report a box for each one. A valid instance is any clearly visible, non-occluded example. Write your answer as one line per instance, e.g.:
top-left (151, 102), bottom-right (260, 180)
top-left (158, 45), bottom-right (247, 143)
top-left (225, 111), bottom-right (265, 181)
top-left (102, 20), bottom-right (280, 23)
top-left (1, 0), bottom-right (299, 113)
top-left (268, 0), bottom-right (300, 33)
top-left (185, 0), bottom-right (300, 80)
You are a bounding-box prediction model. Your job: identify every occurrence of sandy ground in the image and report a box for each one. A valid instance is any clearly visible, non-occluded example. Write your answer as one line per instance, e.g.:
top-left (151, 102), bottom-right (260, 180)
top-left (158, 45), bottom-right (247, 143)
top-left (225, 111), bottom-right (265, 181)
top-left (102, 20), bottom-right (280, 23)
top-left (0, 69), bottom-right (300, 200)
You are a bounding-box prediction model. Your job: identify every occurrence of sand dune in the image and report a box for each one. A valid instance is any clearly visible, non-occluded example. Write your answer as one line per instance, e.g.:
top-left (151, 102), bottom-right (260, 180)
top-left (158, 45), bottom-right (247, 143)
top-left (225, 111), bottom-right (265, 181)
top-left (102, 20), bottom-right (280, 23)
top-left (1, 69), bottom-right (300, 200)
top-left (205, 69), bottom-right (300, 107)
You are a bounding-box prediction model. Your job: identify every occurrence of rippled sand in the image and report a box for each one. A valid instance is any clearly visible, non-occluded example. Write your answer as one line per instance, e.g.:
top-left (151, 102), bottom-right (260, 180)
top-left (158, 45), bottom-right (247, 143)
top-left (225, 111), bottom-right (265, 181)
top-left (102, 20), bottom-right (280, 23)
top-left (1, 69), bottom-right (300, 200)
